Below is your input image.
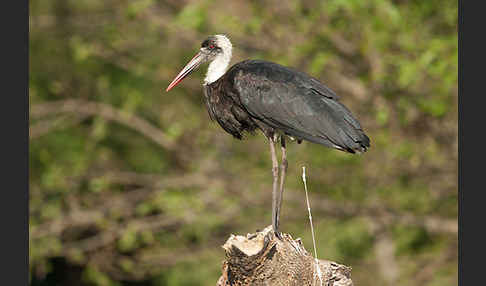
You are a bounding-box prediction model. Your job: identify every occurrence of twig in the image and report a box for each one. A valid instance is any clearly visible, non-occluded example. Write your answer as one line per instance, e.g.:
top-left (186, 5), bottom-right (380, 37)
top-left (29, 114), bottom-right (89, 139)
top-left (301, 166), bottom-right (318, 259)
top-left (30, 99), bottom-right (176, 151)
top-left (302, 166), bottom-right (323, 286)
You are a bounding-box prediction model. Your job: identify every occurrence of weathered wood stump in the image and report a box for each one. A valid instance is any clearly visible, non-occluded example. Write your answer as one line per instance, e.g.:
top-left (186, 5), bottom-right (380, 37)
top-left (216, 226), bottom-right (353, 286)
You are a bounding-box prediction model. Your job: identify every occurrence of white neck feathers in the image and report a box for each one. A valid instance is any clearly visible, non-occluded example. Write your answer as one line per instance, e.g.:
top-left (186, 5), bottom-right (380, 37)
top-left (204, 35), bottom-right (232, 84)
top-left (204, 53), bottom-right (231, 84)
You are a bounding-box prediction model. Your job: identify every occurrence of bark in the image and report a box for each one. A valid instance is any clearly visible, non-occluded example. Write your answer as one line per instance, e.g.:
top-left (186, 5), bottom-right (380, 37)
top-left (216, 226), bottom-right (353, 286)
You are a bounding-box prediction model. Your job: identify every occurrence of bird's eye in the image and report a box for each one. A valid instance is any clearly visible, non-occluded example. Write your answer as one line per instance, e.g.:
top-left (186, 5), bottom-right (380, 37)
top-left (209, 45), bottom-right (215, 49)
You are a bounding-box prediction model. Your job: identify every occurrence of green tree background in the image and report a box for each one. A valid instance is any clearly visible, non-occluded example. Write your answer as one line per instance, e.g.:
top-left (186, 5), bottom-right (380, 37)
top-left (29, 0), bottom-right (458, 285)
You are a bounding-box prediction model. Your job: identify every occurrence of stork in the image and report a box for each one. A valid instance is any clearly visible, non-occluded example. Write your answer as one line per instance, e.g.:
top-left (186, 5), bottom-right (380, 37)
top-left (166, 35), bottom-right (370, 237)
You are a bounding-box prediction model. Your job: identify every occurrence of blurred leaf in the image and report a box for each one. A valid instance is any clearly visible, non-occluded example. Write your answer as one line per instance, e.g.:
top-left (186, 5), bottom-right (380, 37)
top-left (175, 3), bottom-right (208, 31)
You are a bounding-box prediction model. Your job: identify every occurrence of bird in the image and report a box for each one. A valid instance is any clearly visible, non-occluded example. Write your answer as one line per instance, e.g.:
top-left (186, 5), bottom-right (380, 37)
top-left (166, 34), bottom-right (370, 237)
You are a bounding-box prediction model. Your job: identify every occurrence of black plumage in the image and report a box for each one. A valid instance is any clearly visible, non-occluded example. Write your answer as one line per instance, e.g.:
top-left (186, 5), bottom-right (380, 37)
top-left (204, 59), bottom-right (370, 153)
top-left (166, 35), bottom-right (370, 237)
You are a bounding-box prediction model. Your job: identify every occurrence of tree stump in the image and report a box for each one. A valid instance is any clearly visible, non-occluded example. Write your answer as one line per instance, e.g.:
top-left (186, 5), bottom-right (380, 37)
top-left (216, 226), bottom-right (353, 286)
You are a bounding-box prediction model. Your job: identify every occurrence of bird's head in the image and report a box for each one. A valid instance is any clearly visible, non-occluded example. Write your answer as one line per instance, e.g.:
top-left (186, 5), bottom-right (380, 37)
top-left (166, 34), bottom-right (233, 92)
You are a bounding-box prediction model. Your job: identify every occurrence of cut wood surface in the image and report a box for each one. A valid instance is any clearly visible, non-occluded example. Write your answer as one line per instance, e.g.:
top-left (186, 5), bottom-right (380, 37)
top-left (217, 226), bottom-right (353, 286)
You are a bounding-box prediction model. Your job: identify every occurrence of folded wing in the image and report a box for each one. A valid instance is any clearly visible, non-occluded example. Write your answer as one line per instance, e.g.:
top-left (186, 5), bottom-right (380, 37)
top-left (231, 60), bottom-right (370, 153)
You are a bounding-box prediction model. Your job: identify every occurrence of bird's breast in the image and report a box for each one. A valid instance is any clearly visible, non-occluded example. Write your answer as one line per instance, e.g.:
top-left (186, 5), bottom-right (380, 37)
top-left (203, 83), bottom-right (259, 140)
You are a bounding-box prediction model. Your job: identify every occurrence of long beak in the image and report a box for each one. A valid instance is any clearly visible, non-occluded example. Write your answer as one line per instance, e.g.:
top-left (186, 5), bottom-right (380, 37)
top-left (166, 51), bottom-right (206, 92)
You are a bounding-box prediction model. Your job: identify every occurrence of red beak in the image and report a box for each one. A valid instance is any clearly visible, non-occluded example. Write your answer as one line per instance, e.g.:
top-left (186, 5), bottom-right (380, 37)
top-left (166, 52), bottom-right (205, 92)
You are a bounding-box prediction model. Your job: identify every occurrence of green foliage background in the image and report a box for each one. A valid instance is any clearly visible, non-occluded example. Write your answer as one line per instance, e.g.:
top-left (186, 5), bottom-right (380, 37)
top-left (29, 0), bottom-right (457, 285)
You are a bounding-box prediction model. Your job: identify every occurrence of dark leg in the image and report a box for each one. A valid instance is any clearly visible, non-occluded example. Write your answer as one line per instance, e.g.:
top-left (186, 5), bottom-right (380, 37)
top-left (276, 136), bottom-right (288, 235)
top-left (269, 138), bottom-right (280, 237)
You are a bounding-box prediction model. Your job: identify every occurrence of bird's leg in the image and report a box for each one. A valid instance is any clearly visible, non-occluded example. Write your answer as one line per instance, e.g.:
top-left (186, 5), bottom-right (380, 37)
top-left (276, 136), bottom-right (288, 236)
top-left (269, 137), bottom-right (281, 238)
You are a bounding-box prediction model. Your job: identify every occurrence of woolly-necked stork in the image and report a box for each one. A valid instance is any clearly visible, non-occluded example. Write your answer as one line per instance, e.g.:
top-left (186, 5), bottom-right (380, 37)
top-left (166, 35), bottom-right (370, 237)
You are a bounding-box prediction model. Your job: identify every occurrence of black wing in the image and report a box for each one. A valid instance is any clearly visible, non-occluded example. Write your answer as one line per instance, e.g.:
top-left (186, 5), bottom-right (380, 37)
top-left (228, 60), bottom-right (370, 153)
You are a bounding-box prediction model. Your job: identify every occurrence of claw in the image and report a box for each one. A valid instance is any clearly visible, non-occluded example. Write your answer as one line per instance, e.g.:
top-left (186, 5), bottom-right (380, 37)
top-left (263, 231), bottom-right (273, 248)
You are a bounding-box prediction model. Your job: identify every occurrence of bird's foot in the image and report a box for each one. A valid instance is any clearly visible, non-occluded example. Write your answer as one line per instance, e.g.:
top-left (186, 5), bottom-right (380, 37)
top-left (263, 229), bottom-right (282, 247)
top-left (263, 231), bottom-right (273, 247)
